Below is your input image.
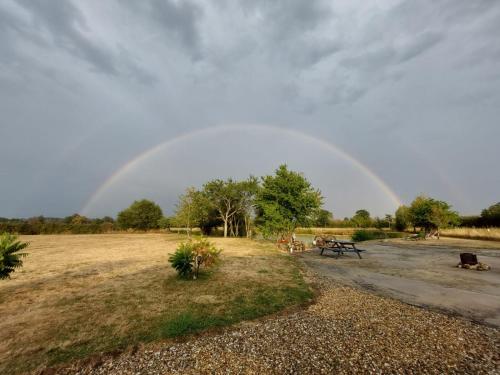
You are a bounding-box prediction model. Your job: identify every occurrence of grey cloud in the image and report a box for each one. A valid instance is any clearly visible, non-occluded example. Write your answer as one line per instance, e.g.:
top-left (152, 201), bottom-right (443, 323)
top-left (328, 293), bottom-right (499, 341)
top-left (16, 0), bottom-right (118, 75)
top-left (248, 0), bottom-right (332, 40)
top-left (280, 37), bottom-right (341, 69)
top-left (129, 0), bottom-right (203, 60)
top-left (1, 0), bottom-right (500, 218)
top-left (397, 31), bottom-right (443, 63)
top-left (2, 0), bottom-right (155, 84)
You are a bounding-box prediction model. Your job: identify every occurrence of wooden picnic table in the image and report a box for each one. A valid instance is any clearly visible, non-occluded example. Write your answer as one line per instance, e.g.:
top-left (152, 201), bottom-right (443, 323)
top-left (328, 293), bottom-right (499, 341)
top-left (319, 239), bottom-right (365, 259)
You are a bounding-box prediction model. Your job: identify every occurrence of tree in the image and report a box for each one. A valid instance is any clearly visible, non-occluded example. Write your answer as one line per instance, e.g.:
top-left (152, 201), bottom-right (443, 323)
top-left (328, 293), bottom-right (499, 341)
top-left (117, 199), bottom-right (163, 230)
top-left (203, 179), bottom-right (242, 238)
top-left (385, 214), bottom-right (393, 229)
top-left (175, 187), bottom-right (222, 236)
top-left (174, 187), bottom-right (200, 237)
top-left (408, 195), bottom-right (459, 236)
top-left (314, 209), bottom-right (333, 227)
top-left (255, 165), bottom-right (323, 238)
top-left (0, 233), bottom-right (29, 279)
top-left (394, 205), bottom-right (410, 231)
top-left (158, 216), bottom-right (172, 230)
top-left (374, 217), bottom-right (385, 229)
top-left (481, 202), bottom-right (500, 227)
top-left (352, 209), bottom-right (371, 228)
top-left (232, 177), bottom-right (259, 238)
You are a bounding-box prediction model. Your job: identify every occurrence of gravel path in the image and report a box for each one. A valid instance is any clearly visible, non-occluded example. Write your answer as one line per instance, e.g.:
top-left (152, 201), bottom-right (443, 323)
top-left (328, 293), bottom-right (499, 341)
top-left (54, 277), bottom-right (499, 375)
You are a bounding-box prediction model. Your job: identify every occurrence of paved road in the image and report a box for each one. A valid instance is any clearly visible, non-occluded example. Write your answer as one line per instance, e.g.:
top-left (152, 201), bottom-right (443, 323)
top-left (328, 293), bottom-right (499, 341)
top-left (301, 239), bottom-right (500, 327)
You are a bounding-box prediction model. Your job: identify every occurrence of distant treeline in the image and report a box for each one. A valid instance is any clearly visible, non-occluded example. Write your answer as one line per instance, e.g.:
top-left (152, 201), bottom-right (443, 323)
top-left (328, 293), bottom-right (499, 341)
top-left (2, 196), bottom-right (498, 236)
top-left (0, 215), bottom-right (118, 235)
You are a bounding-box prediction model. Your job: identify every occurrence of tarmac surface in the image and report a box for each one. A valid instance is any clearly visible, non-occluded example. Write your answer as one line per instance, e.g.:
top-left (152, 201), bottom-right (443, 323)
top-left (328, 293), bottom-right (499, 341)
top-left (300, 238), bottom-right (500, 327)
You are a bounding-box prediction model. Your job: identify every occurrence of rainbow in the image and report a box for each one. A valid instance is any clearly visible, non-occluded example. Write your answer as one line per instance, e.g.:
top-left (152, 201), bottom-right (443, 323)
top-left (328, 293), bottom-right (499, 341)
top-left (81, 124), bottom-right (402, 215)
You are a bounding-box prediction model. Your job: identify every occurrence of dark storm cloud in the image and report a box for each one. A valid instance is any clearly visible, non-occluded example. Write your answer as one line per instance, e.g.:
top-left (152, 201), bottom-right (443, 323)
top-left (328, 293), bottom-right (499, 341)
top-left (125, 0), bottom-right (203, 59)
top-left (15, 0), bottom-right (118, 75)
top-left (0, 0), bottom-right (155, 84)
top-left (1, 0), bottom-right (499, 217)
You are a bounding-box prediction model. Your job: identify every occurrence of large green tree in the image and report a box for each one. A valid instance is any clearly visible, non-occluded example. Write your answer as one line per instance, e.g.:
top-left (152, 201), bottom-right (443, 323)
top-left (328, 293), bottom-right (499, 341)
top-left (352, 209), bottom-right (371, 228)
top-left (394, 205), bottom-right (410, 231)
top-left (314, 209), bottom-right (333, 227)
top-left (174, 187), bottom-right (221, 236)
top-left (233, 176), bottom-right (260, 238)
top-left (255, 165), bottom-right (323, 238)
top-left (117, 199), bottom-right (163, 230)
top-left (408, 195), bottom-right (459, 236)
top-left (203, 179), bottom-right (242, 238)
top-left (481, 202), bottom-right (500, 227)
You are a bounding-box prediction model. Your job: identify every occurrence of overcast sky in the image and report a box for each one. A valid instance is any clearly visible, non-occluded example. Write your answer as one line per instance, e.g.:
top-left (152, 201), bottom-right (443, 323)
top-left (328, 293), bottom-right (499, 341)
top-left (1, 0), bottom-right (499, 219)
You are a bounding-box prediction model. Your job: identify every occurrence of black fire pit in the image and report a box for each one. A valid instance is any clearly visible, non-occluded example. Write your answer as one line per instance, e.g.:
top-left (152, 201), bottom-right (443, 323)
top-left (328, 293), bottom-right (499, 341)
top-left (460, 253), bottom-right (478, 265)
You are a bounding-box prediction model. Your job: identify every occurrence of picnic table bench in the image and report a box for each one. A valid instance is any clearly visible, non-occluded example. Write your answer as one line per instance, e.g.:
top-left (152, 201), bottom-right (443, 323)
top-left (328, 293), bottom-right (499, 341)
top-left (319, 239), bottom-right (365, 259)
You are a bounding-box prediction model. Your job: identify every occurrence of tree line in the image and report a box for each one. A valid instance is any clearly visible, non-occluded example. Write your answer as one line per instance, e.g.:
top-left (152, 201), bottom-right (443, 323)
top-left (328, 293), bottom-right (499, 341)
top-left (1, 165), bottom-right (498, 236)
top-left (0, 214), bottom-right (117, 235)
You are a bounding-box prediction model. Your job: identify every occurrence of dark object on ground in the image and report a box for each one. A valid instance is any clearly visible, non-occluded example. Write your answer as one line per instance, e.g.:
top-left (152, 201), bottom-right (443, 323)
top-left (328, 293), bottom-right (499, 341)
top-left (318, 239), bottom-right (365, 259)
top-left (460, 253), bottom-right (478, 265)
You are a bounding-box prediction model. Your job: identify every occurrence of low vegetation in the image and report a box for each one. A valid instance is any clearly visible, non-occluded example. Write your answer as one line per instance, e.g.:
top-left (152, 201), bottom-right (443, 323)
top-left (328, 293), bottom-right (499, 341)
top-left (0, 234), bottom-right (312, 374)
top-left (0, 233), bottom-right (28, 279)
top-left (351, 229), bottom-right (405, 242)
top-left (169, 238), bottom-right (222, 279)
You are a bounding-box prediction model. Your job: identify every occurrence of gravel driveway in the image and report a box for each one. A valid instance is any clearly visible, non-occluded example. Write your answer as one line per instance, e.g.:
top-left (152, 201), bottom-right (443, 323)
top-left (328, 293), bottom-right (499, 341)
top-left (54, 275), bottom-right (499, 375)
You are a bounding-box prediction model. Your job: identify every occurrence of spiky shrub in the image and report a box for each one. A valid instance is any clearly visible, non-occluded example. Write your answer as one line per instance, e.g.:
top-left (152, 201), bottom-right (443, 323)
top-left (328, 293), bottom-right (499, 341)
top-left (169, 243), bottom-right (194, 278)
top-left (169, 238), bottom-right (222, 279)
top-left (0, 233), bottom-right (29, 279)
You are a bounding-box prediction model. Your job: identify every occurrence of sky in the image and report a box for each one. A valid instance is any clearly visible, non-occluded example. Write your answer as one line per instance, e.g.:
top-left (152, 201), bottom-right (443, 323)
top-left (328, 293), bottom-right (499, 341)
top-left (1, 0), bottom-right (499, 219)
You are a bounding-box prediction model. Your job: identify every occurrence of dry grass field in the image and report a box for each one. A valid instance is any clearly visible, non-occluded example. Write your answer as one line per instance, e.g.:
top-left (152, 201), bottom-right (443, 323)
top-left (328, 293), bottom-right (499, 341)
top-left (441, 227), bottom-right (500, 241)
top-left (0, 234), bottom-right (312, 374)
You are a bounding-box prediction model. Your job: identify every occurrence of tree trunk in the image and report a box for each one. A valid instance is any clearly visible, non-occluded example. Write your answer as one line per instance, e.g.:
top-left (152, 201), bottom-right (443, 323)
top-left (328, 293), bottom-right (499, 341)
top-left (223, 220), bottom-right (228, 238)
top-left (244, 216), bottom-right (250, 238)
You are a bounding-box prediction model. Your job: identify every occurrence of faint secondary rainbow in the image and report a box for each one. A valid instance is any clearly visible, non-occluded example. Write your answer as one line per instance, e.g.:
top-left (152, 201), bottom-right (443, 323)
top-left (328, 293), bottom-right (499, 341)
top-left (81, 124), bottom-right (402, 215)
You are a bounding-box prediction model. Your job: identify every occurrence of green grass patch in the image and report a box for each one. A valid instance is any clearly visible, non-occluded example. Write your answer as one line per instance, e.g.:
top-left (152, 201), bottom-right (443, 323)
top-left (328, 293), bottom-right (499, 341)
top-left (142, 283), bottom-right (313, 341)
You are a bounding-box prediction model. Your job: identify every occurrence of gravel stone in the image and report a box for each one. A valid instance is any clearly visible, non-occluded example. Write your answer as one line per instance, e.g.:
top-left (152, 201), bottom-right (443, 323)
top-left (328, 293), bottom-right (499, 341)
top-left (55, 277), bottom-right (499, 375)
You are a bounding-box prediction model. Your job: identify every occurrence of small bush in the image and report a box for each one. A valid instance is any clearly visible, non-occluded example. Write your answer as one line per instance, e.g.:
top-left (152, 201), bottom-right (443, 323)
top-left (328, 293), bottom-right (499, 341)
top-left (352, 230), bottom-right (405, 242)
top-left (168, 243), bottom-right (194, 278)
top-left (169, 238), bottom-right (222, 279)
top-left (352, 230), bottom-right (378, 242)
top-left (0, 233), bottom-right (29, 279)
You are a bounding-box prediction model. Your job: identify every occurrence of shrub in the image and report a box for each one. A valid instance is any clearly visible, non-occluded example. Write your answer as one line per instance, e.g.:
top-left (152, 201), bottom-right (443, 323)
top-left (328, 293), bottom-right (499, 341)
top-left (0, 233), bottom-right (29, 279)
top-left (169, 243), bottom-right (194, 278)
top-left (352, 230), bottom-right (378, 242)
top-left (169, 238), bottom-right (222, 279)
top-left (351, 230), bottom-right (405, 242)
